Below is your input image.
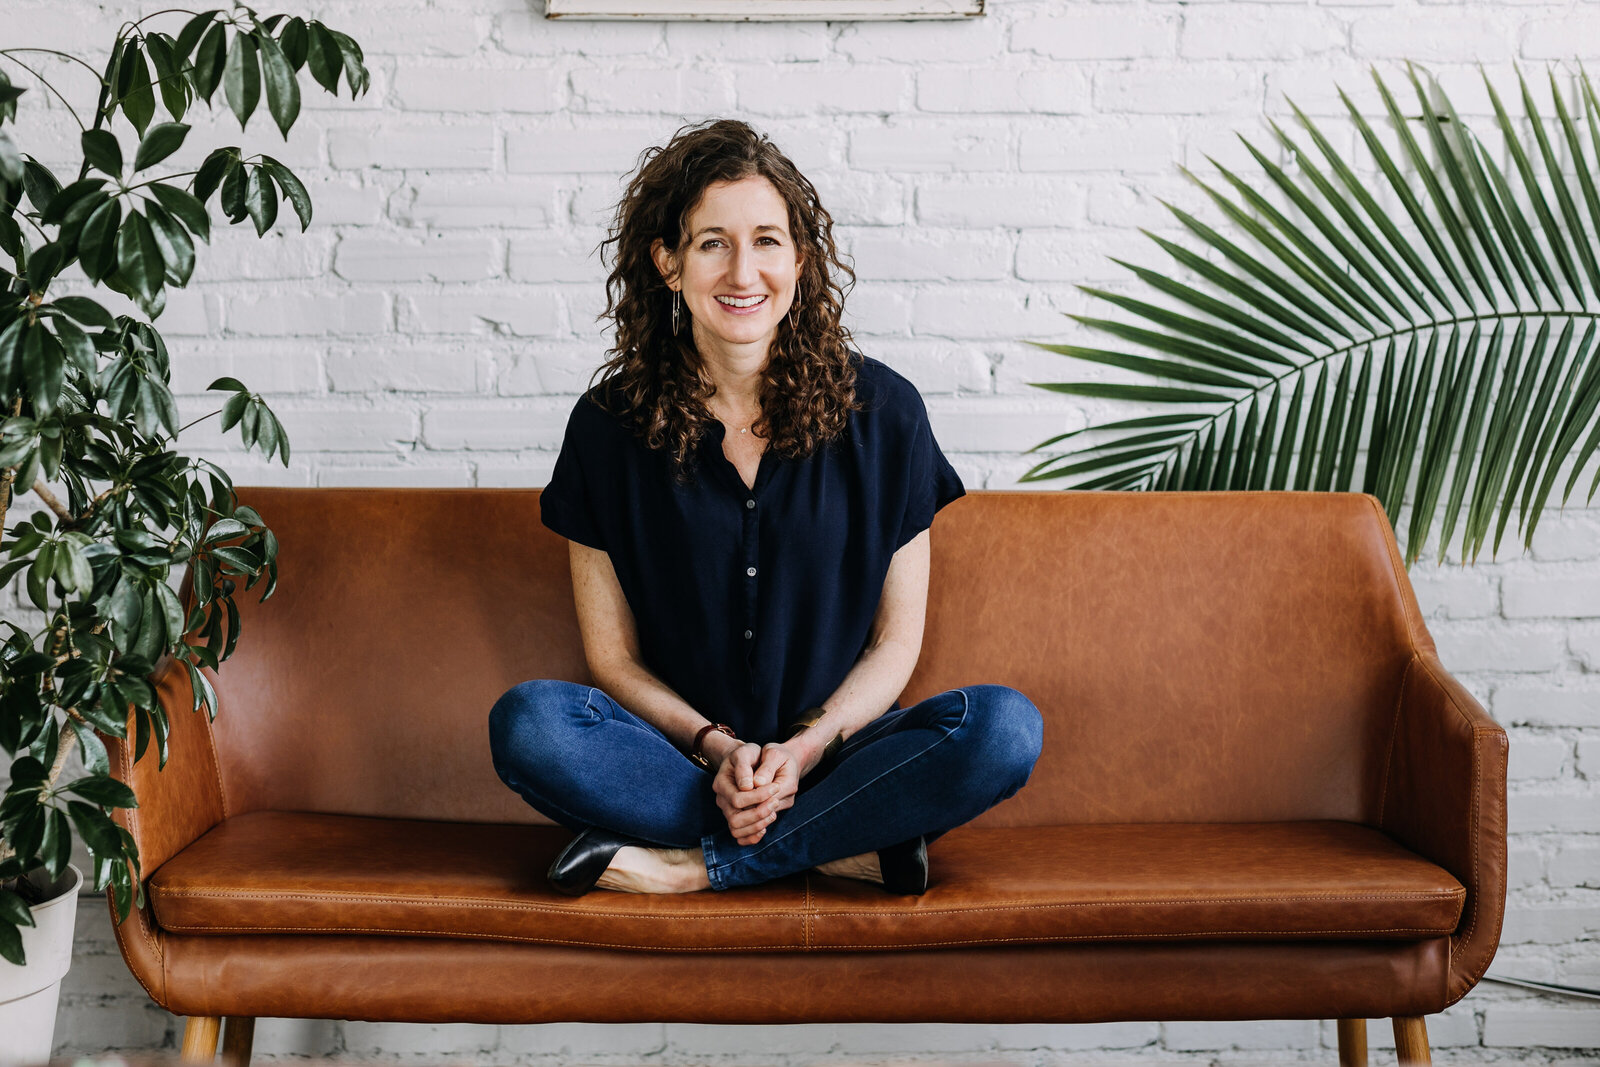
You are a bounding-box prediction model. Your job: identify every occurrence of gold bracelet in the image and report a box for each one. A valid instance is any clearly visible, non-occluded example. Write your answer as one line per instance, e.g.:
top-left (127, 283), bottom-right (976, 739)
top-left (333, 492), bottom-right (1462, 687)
top-left (784, 706), bottom-right (843, 764)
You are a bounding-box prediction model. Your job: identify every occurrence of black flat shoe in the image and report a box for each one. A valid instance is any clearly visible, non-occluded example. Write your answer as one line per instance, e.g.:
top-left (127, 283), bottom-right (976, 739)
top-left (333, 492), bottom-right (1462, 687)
top-left (877, 835), bottom-right (929, 895)
top-left (547, 826), bottom-right (649, 896)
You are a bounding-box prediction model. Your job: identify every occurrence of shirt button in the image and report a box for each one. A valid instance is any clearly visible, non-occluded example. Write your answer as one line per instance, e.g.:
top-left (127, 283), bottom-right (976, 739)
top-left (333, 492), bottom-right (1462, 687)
top-left (744, 629), bottom-right (753, 640)
top-left (746, 498), bottom-right (756, 509)
top-left (746, 566), bottom-right (757, 577)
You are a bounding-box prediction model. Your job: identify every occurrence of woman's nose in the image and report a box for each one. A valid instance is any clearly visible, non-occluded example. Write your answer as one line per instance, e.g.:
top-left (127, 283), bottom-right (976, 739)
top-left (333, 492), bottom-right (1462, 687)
top-left (727, 245), bottom-right (758, 286)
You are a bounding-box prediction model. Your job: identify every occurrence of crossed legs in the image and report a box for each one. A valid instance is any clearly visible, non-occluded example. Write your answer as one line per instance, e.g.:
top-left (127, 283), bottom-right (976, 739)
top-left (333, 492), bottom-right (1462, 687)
top-left (488, 680), bottom-right (1042, 892)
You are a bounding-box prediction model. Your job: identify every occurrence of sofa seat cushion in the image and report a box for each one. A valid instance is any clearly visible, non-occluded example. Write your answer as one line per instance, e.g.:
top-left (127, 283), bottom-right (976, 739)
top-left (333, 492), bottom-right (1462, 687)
top-left (146, 812), bottom-right (1465, 951)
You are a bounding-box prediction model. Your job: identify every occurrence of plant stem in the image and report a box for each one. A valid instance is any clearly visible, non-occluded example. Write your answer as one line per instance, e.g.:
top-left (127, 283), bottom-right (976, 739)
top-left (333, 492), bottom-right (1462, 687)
top-left (0, 55), bottom-right (86, 130)
top-left (0, 397), bottom-right (21, 539)
top-left (130, 8), bottom-right (203, 31)
top-left (0, 49), bottom-right (107, 83)
top-left (0, 619), bottom-right (88, 875)
top-left (82, 484), bottom-right (120, 518)
top-left (13, 211), bottom-right (48, 243)
top-left (46, 720), bottom-right (78, 797)
top-left (76, 57), bottom-right (112, 185)
top-left (122, 170), bottom-right (198, 196)
top-left (176, 408), bottom-right (221, 434)
top-left (0, 468), bottom-right (12, 538)
top-left (32, 480), bottom-right (71, 524)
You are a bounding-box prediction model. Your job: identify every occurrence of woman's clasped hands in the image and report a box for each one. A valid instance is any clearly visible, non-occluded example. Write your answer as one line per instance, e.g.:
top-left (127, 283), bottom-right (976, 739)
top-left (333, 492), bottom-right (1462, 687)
top-left (711, 740), bottom-right (805, 846)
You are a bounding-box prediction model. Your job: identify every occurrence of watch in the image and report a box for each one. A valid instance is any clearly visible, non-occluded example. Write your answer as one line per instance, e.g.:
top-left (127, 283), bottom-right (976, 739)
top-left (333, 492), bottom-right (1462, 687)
top-left (689, 722), bottom-right (736, 769)
top-left (785, 706), bottom-right (843, 765)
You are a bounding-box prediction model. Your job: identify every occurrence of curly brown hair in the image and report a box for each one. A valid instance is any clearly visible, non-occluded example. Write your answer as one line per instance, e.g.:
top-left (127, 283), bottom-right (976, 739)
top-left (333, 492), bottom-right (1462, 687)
top-left (591, 118), bottom-right (861, 482)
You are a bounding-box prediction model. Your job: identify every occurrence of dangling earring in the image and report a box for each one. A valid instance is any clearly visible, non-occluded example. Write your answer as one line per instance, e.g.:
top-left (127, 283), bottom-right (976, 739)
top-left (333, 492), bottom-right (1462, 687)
top-left (672, 289), bottom-right (681, 336)
top-left (788, 278), bottom-right (802, 330)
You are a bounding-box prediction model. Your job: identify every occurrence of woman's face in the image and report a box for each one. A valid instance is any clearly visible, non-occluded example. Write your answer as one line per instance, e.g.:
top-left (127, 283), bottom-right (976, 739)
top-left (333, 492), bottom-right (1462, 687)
top-left (652, 174), bottom-right (803, 366)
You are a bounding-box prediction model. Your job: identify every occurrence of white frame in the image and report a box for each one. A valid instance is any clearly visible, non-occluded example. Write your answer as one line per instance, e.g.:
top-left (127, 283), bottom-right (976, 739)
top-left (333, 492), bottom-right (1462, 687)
top-left (545, 0), bottom-right (983, 20)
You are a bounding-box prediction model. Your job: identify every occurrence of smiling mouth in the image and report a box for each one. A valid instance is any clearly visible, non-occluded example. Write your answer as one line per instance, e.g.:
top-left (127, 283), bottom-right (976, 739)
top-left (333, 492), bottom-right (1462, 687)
top-left (715, 295), bottom-right (768, 309)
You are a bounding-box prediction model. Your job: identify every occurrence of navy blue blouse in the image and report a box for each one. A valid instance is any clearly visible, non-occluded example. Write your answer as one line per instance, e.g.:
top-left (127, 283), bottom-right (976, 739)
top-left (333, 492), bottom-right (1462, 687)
top-left (539, 352), bottom-right (965, 745)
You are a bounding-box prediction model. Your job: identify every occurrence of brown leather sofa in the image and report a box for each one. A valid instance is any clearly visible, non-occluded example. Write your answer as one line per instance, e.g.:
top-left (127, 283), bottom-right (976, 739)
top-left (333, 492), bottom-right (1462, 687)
top-left (106, 488), bottom-right (1506, 1067)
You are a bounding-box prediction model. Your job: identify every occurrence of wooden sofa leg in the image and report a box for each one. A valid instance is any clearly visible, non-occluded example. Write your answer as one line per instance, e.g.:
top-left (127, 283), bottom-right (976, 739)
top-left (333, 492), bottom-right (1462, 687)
top-left (1392, 1016), bottom-right (1431, 1064)
top-left (1336, 1018), bottom-right (1368, 1066)
top-left (221, 1016), bottom-right (256, 1067)
top-left (180, 1017), bottom-right (221, 1063)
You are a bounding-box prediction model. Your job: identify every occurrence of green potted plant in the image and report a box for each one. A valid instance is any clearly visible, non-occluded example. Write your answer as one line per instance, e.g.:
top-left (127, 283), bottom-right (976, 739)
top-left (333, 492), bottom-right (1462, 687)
top-left (0, 6), bottom-right (368, 1057)
top-left (1023, 61), bottom-right (1600, 568)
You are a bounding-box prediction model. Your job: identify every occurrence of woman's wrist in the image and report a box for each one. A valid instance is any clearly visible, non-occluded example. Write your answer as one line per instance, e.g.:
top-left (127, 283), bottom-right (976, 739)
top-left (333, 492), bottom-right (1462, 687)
top-left (786, 728), bottom-right (827, 777)
top-left (784, 707), bottom-right (841, 776)
top-left (702, 729), bottom-right (744, 770)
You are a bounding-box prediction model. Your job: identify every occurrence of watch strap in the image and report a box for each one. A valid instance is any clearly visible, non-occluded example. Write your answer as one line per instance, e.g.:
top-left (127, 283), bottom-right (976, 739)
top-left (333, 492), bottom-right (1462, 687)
top-left (691, 722), bottom-right (735, 768)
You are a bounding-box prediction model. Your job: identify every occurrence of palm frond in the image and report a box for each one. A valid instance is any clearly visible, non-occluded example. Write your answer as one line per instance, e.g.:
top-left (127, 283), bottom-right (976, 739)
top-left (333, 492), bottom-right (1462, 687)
top-left (1024, 60), bottom-right (1600, 566)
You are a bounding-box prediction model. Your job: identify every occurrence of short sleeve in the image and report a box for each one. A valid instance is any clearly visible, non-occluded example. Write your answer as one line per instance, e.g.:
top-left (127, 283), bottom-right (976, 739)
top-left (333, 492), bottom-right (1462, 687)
top-left (539, 396), bottom-right (609, 552)
top-left (895, 403), bottom-right (966, 550)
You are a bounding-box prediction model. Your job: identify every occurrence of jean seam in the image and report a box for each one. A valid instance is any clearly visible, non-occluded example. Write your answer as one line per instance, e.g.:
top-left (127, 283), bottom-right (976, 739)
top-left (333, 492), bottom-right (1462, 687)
top-left (700, 833), bottom-right (725, 890)
top-left (704, 687), bottom-right (969, 877)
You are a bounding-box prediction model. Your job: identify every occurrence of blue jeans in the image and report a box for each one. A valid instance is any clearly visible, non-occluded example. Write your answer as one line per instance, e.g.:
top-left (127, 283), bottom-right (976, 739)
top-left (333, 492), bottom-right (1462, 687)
top-left (488, 681), bottom-right (1044, 891)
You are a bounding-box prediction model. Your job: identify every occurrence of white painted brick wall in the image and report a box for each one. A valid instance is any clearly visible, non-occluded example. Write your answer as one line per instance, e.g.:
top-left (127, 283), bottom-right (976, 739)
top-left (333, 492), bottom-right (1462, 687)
top-left (393, 66), bottom-right (564, 113)
top-left (330, 123), bottom-right (497, 170)
top-left (0, 0), bottom-right (1592, 1060)
top-left (398, 179), bottom-right (561, 229)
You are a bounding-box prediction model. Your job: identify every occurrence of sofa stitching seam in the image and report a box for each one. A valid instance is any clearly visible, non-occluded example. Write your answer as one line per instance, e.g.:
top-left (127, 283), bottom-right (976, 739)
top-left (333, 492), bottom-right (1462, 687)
top-left (804, 873), bottom-right (811, 948)
top-left (150, 889), bottom-right (817, 914)
top-left (117, 725), bottom-right (162, 962)
top-left (810, 891), bottom-right (1466, 916)
top-left (806, 927), bottom-right (1452, 943)
top-left (1367, 492), bottom-right (1424, 651)
top-left (1410, 652), bottom-right (1505, 998)
top-left (199, 667), bottom-right (230, 821)
top-left (1376, 654), bottom-right (1414, 827)
top-left (109, 897), bottom-right (164, 1004)
top-left (1457, 707), bottom-right (1484, 995)
top-left (1461, 732), bottom-right (1507, 995)
top-left (148, 922), bottom-right (1457, 946)
top-left (149, 889), bottom-right (1465, 913)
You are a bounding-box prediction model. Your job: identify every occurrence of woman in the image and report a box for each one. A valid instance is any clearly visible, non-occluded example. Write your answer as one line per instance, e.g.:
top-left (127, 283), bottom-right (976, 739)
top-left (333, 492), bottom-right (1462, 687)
top-left (488, 118), bottom-right (1042, 897)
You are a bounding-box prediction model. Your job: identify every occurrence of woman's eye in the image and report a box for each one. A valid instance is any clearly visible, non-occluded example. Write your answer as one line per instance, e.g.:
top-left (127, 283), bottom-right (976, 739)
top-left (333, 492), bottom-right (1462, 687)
top-left (699, 237), bottom-right (781, 250)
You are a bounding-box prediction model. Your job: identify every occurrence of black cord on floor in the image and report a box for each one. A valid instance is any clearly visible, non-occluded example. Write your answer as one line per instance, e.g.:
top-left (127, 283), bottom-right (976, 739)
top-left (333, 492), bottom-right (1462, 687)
top-left (1482, 971), bottom-right (1600, 1001)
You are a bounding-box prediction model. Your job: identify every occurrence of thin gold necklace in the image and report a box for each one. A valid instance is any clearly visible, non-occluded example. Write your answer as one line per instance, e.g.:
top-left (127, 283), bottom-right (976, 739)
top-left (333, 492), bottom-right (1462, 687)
top-left (713, 406), bottom-right (758, 434)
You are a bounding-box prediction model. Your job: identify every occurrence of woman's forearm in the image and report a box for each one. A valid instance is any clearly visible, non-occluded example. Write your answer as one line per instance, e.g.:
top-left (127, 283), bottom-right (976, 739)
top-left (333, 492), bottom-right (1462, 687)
top-left (789, 635), bottom-right (920, 775)
top-left (590, 656), bottom-right (730, 759)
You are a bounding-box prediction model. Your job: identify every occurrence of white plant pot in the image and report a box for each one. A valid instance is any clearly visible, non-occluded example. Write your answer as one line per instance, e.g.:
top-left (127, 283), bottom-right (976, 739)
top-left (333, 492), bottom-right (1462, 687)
top-left (0, 864), bottom-right (84, 1067)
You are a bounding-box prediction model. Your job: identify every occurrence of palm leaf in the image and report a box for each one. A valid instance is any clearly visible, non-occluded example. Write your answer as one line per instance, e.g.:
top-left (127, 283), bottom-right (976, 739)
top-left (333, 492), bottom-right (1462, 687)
top-left (1407, 64), bottom-right (1519, 304)
top-left (1267, 116), bottom-right (1428, 317)
top-left (1287, 96), bottom-right (1453, 313)
top-left (1437, 321), bottom-right (1502, 562)
top-left (1347, 79), bottom-right (1476, 305)
top-left (1407, 326), bottom-right (1469, 557)
top-left (1435, 78), bottom-right (1538, 304)
top-left (1024, 61), bottom-right (1600, 566)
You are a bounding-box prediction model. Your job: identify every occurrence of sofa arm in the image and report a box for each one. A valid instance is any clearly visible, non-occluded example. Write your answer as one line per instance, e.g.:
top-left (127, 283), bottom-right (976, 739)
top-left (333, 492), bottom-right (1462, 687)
top-left (100, 656), bottom-right (228, 1011)
top-left (1380, 650), bottom-right (1508, 1006)
top-left (108, 655), bottom-right (228, 879)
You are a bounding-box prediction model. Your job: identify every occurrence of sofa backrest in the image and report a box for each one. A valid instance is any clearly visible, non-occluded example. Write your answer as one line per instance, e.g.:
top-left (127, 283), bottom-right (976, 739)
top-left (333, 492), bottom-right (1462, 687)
top-left (203, 488), bottom-right (1432, 829)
